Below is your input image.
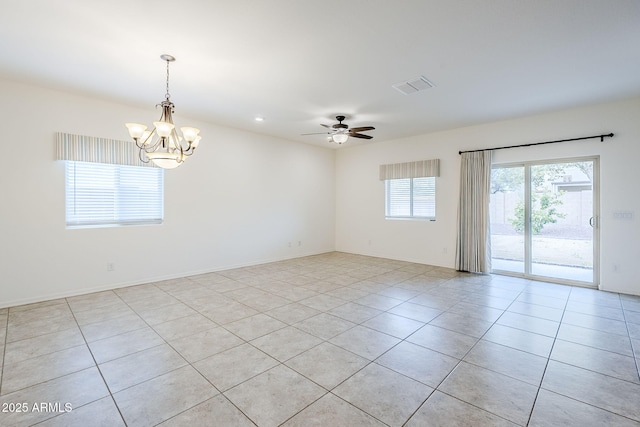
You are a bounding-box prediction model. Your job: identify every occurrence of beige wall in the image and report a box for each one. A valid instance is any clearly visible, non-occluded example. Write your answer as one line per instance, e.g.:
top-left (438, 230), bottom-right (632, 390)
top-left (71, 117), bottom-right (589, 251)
top-left (336, 97), bottom-right (640, 296)
top-left (0, 79), bottom-right (336, 308)
top-left (1, 77), bottom-right (638, 307)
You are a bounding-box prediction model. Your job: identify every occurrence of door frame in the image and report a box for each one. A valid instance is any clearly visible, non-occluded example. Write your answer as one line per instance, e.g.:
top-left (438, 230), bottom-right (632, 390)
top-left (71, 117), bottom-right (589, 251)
top-left (491, 156), bottom-right (600, 288)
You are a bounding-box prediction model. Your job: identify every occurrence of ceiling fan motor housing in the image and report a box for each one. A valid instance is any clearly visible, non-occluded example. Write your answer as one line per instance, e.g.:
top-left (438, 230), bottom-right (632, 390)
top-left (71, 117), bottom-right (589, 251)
top-left (334, 116), bottom-right (348, 129)
top-left (334, 124), bottom-right (348, 129)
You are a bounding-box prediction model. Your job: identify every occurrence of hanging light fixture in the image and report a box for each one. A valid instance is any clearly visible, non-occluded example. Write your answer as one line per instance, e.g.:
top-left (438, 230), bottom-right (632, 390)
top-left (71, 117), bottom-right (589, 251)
top-left (126, 54), bottom-right (201, 169)
top-left (330, 131), bottom-right (349, 144)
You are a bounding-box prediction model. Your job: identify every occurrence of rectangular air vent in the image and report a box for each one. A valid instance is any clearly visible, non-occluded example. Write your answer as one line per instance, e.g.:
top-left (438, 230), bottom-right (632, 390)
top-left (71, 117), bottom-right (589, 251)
top-left (392, 75), bottom-right (435, 95)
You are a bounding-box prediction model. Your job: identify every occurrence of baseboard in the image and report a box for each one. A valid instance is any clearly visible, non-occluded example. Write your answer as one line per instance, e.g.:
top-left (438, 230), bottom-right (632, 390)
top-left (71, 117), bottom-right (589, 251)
top-left (0, 249), bottom-right (334, 309)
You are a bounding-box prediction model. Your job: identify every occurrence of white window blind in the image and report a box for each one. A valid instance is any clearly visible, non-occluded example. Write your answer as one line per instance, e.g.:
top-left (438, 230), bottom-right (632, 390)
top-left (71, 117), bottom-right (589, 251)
top-left (65, 161), bottom-right (164, 228)
top-left (385, 177), bottom-right (436, 219)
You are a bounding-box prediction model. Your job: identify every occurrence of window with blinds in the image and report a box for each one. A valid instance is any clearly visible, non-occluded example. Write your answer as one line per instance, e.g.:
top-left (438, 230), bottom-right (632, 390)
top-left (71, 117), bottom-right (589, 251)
top-left (65, 161), bottom-right (164, 228)
top-left (385, 177), bottom-right (436, 219)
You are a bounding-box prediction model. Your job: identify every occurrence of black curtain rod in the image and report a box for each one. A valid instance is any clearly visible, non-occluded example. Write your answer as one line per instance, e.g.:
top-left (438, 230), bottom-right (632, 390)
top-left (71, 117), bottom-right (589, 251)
top-left (458, 133), bottom-right (614, 155)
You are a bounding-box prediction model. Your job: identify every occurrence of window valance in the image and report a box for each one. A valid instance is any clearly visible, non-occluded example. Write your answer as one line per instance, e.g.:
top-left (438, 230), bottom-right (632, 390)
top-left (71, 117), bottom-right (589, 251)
top-left (55, 132), bottom-right (156, 167)
top-left (379, 159), bottom-right (440, 180)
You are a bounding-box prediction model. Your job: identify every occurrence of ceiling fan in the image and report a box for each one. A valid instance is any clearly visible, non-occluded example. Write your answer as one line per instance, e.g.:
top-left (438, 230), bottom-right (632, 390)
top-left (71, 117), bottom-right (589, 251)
top-left (302, 115), bottom-right (375, 144)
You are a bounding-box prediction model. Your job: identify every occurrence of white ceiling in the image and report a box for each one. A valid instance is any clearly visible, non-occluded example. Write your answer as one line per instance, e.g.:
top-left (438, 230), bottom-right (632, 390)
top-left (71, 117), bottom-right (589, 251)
top-left (1, 0), bottom-right (639, 147)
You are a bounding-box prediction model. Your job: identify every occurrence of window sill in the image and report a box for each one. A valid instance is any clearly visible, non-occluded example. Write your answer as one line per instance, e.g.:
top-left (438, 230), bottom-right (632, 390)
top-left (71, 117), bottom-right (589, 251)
top-left (66, 221), bottom-right (163, 230)
top-left (385, 217), bottom-right (436, 222)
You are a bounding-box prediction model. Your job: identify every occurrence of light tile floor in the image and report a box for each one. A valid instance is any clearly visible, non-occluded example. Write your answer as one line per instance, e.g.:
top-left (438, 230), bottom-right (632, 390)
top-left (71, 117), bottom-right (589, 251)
top-left (1, 252), bottom-right (640, 426)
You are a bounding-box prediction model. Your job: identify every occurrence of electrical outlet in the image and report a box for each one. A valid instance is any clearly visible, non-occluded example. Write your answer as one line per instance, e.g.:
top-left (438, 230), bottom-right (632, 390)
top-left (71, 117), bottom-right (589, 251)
top-left (107, 262), bottom-right (115, 271)
top-left (298, 241), bottom-right (302, 247)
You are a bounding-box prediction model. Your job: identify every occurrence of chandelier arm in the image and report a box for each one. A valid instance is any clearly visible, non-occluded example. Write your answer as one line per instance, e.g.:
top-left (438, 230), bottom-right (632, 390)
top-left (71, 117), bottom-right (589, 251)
top-left (136, 128), bottom-right (157, 150)
top-left (178, 146), bottom-right (185, 163)
top-left (158, 101), bottom-right (172, 120)
top-left (138, 148), bottom-right (150, 163)
top-left (143, 129), bottom-right (163, 153)
top-left (144, 139), bottom-right (162, 153)
top-left (170, 127), bottom-right (183, 151)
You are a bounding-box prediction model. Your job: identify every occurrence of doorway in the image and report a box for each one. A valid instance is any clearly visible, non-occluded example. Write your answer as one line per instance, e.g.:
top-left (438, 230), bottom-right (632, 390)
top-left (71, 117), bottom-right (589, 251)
top-left (490, 157), bottom-right (599, 287)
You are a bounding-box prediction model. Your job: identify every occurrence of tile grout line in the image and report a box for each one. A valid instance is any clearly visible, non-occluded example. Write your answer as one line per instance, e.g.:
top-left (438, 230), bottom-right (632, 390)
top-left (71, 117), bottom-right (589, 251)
top-left (284, 270), bottom-right (511, 425)
top-left (620, 303), bottom-right (640, 383)
top-left (231, 309), bottom-right (368, 423)
top-left (523, 285), bottom-right (573, 426)
top-left (528, 293), bottom-right (640, 424)
top-left (325, 271), bottom-right (521, 425)
top-left (399, 276), bottom-right (534, 426)
top-left (113, 282), bottom-right (231, 423)
top-left (119, 273), bottom-right (361, 426)
top-left (381, 271), bottom-right (531, 425)
top-left (277, 263), bottom-right (430, 426)
top-left (142, 279), bottom-right (266, 427)
top-left (85, 281), bottom-right (250, 426)
top-left (3, 254), bottom-right (639, 425)
top-left (222, 264), bottom-right (426, 425)
top-left (65, 294), bottom-right (130, 427)
top-left (0, 308), bottom-right (8, 396)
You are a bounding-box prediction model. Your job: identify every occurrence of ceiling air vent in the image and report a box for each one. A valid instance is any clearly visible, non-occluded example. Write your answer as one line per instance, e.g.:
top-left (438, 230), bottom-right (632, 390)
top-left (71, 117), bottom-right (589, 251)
top-left (392, 75), bottom-right (435, 95)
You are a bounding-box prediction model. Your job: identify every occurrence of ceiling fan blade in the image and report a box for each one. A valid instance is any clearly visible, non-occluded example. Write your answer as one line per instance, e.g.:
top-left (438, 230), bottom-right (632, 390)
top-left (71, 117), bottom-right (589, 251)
top-left (349, 133), bottom-right (373, 139)
top-left (349, 126), bottom-right (375, 133)
top-left (301, 132), bottom-right (331, 136)
top-left (320, 124), bottom-right (332, 128)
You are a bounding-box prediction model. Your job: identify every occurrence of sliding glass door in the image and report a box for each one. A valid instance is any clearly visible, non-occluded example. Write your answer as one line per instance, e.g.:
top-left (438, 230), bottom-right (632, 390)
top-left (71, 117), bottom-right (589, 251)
top-left (490, 166), bottom-right (525, 274)
top-left (490, 157), bottom-right (599, 287)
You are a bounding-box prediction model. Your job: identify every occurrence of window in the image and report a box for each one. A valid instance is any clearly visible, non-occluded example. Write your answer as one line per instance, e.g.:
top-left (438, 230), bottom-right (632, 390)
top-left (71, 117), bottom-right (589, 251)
top-left (385, 176), bottom-right (436, 219)
top-left (65, 161), bottom-right (164, 228)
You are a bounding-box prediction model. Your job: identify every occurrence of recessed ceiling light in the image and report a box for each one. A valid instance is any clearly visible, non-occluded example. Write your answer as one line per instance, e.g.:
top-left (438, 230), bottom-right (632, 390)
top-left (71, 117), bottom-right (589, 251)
top-left (254, 116), bottom-right (265, 122)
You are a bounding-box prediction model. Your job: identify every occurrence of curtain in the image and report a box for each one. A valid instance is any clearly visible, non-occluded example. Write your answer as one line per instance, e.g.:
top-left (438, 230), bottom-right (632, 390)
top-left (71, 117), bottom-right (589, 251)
top-left (55, 132), bottom-right (156, 167)
top-left (456, 150), bottom-right (492, 274)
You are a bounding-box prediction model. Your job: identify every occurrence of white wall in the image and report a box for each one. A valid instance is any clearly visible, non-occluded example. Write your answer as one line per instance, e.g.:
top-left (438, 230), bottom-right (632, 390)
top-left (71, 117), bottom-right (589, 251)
top-left (336, 97), bottom-right (640, 296)
top-left (0, 79), bottom-right (336, 308)
top-left (1, 78), bottom-right (637, 307)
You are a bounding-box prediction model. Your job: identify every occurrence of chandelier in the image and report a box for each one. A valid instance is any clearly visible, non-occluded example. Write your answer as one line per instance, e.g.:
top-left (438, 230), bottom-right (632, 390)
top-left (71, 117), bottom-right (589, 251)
top-left (126, 54), bottom-right (201, 169)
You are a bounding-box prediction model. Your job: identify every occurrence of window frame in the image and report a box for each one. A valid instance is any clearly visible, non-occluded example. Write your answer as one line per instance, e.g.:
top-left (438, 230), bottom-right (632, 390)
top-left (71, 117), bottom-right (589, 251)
top-left (385, 176), bottom-right (436, 220)
top-left (65, 160), bottom-right (164, 229)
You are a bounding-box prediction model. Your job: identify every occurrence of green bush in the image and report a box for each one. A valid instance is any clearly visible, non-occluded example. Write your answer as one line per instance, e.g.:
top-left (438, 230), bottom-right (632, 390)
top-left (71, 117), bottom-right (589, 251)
top-left (509, 191), bottom-right (566, 234)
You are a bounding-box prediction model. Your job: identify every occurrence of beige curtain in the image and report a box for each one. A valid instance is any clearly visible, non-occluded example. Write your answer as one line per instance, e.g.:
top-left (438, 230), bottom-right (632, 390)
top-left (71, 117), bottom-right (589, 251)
top-left (456, 150), bottom-right (492, 273)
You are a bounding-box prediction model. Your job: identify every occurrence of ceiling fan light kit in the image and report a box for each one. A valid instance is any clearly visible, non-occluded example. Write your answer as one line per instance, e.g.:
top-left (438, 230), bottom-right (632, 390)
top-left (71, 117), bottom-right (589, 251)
top-left (126, 54), bottom-right (201, 169)
top-left (331, 132), bottom-right (349, 144)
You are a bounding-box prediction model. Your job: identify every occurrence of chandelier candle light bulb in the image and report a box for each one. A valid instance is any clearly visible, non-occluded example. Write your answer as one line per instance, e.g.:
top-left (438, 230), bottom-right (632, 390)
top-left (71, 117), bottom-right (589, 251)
top-left (126, 54), bottom-right (201, 169)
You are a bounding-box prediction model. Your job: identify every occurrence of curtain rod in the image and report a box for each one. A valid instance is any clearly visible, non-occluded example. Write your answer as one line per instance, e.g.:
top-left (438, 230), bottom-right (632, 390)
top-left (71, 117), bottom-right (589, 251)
top-left (458, 133), bottom-right (614, 155)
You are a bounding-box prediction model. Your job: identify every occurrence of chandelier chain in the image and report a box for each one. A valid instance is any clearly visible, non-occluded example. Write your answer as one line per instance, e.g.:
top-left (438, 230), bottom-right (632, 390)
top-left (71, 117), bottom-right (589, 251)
top-left (165, 59), bottom-right (171, 101)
